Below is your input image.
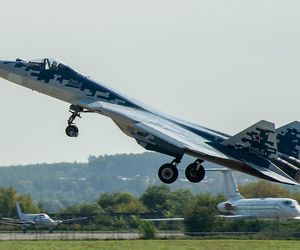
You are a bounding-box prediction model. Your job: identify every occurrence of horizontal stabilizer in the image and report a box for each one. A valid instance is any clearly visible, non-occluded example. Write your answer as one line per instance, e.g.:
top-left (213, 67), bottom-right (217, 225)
top-left (277, 121), bottom-right (300, 159)
top-left (222, 120), bottom-right (278, 159)
top-left (142, 218), bottom-right (184, 222)
top-left (219, 215), bottom-right (253, 219)
top-left (61, 217), bottom-right (88, 224)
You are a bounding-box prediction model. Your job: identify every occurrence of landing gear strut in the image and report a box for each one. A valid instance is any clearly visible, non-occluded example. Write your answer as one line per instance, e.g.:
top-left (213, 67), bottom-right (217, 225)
top-left (65, 105), bottom-right (83, 137)
top-left (185, 159), bottom-right (205, 183)
top-left (158, 159), bottom-right (180, 184)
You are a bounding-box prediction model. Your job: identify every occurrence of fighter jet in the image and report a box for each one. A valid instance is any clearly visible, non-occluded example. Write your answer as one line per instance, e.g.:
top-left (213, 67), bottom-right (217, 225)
top-left (0, 202), bottom-right (87, 232)
top-left (0, 58), bottom-right (299, 185)
top-left (214, 169), bottom-right (300, 219)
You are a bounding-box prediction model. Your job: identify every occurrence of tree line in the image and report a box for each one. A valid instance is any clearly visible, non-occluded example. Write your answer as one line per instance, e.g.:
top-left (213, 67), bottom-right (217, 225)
top-left (1, 181), bottom-right (300, 236)
top-left (0, 152), bottom-right (252, 212)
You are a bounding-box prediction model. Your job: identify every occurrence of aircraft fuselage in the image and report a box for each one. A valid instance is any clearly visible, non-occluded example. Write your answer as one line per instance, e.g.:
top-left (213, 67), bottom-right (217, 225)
top-left (0, 58), bottom-right (299, 185)
top-left (218, 198), bottom-right (300, 219)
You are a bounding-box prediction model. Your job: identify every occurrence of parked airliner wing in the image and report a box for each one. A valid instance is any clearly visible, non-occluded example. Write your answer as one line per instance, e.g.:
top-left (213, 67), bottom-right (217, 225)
top-left (0, 218), bottom-right (24, 224)
top-left (0, 217), bottom-right (33, 227)
top-left (219, 215), bottom-right (251, 219)
top-left (0, 220), bottom-right (25, 226)
top-left (60, 217), bottom-right (88, 224)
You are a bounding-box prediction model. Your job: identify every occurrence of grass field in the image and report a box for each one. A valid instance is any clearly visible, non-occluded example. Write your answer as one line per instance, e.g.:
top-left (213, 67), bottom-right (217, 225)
top-left (0, 240), bottom-right (299, 250)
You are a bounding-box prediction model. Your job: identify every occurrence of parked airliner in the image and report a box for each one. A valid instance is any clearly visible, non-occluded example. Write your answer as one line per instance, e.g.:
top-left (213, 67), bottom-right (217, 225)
top-left (0, 58), bottom-right (300, 185)
top-left (215, 169), bottom-right (300, 219)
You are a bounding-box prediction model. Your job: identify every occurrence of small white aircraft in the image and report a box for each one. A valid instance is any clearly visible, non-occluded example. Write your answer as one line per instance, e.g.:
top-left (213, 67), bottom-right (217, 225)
top-left (1, 58), bottom-right (300, 185)
top-left (0, 202), bottom-right (87, 232)
top-left (215, 169), bottom-right (300, 219)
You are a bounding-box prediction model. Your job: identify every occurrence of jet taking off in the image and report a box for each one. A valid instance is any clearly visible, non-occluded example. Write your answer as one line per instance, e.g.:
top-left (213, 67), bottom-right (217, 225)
top-left (214, 169), bottom-right (300, 219)
top-left (0, 58), bottom-right (300, 185)
top-left (0, 202), bottom-right (87, 232)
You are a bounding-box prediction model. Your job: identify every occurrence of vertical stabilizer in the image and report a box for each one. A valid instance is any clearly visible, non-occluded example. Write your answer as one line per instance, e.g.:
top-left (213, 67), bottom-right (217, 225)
top-left (221, 120), bottom-right (278, 159)
top-left (224, 171), bottom-right (244, 201)
top-left (206, 168), bottom-right (244, 201)
top-left (16, 202), bottom-right (23, 218)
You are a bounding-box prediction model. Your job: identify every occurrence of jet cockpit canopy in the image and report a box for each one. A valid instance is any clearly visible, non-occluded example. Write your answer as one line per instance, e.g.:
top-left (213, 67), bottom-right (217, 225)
top-left (27, 58), bottom-right (63, 70)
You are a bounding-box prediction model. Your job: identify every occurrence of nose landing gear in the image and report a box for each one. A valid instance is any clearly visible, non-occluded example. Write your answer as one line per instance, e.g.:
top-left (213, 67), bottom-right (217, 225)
top-left (65, 105), bottom-right (83, 137)
top-left (65, 125), bottom-right (79, 137)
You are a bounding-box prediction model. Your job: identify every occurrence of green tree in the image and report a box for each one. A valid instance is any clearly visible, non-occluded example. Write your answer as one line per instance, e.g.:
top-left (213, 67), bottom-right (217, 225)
top-left (183, 193), bottom-right (225, 232)
top-left (239, 181), bottom-right (290, 198)
top-left (140, 185), bottom-right (174, 216)
top-left (0, 187), bottom-right (17, 217)
top-left (0, 187), bottom-right (39, 217)
top-left (16, 194), bottom-right (40, 214)
top-left (140, 186), bottom-right (195, 217)
top-left (171, 189), bottom-right (194, 216)
top-left (138, 220), bottom-right (157, 239)
top-left (239, 180), bottom-right (300, 204)
top-left (78, 203), bottom-right (104, 214)
top-left (98, 192), bottom-right (146, 213)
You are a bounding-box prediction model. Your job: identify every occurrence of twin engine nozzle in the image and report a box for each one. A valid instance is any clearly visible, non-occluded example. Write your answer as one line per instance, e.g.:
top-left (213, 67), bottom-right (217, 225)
top-left (271, 155), bottom-right (300, 183)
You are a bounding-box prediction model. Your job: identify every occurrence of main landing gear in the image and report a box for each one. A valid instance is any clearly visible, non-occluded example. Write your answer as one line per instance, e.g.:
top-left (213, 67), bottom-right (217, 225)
top-left (185, 159), bottom-right (205, 183)
top-left (158, 159), bottom-right (180, 184)
top-left (158, 159), bottom-right (205, 184)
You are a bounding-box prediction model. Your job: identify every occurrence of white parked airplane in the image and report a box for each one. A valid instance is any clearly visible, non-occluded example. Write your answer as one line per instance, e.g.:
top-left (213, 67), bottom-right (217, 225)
top-left (0, 202), bottom-right (87, 232)
top-left (0, 58), bottom-right (300, 185)
top-left (215, 169), bottom-right (300, 219)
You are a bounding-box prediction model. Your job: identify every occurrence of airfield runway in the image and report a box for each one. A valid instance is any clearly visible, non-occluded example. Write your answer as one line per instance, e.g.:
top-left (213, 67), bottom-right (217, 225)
top-left (0, 231), bottom-right (184, 240)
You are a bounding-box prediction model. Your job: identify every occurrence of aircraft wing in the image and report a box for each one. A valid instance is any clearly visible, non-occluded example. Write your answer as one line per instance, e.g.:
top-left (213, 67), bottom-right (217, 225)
top-left (142, 218), bottom-right (184, 222)
top-left (0, 218), bottom-right (28, 226)
top-left (76, 100), bottom-right (297, 185)
top-left (0, 221), bottom-right (22, 227)
top-left (60, 217), bottom-right (88, 224)
top-left (1, 217), bottom-right (24, 223)
top-left (219, 215), bottom-right (255, 219)
top-left (77, 100), bottom-right (230, 159)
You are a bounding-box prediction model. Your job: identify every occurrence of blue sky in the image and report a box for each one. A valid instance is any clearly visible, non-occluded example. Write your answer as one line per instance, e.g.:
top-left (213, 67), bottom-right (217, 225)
top-left (0, 0), bottom-right (299, 165)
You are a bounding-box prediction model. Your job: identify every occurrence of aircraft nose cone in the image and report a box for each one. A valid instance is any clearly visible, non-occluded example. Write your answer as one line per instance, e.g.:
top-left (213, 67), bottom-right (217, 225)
top-left (297, 206), bottom-right (300, 215)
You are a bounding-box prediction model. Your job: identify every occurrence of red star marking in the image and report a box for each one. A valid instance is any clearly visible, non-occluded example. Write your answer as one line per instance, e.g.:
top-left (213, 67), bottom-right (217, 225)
top-left (254, 134), bottom-right (262, 142)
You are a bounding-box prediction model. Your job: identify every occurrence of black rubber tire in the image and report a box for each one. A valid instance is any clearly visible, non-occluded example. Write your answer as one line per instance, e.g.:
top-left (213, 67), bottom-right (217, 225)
top-left (185, 162), bottom-right (205, 183)
top-left (65, 125), bottom-right (79, 137)
top-left (158, 163), bottom-right (179, 184)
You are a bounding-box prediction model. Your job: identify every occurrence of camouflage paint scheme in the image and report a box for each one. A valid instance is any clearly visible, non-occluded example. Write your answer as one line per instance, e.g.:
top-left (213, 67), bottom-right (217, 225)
top-left (0, 58), bottom-right (299, 185)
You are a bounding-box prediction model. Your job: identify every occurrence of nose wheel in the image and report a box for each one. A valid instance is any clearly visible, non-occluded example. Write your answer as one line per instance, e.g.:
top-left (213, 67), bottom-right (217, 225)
top-left (65, 125), bottom-right (79, 137)
top-left (65, 105), bottom-right (83, 137)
